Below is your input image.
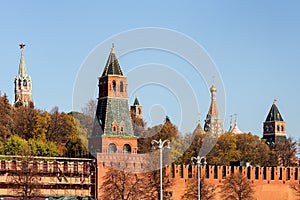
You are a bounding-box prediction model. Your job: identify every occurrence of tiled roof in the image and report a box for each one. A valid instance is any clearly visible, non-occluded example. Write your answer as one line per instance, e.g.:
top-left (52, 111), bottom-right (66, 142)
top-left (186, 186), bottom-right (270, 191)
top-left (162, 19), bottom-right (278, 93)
top-left (93, 98), bottom-right (134, 137)
top-left (101, 46), bottom-right (123, 77)
top-left (133, 96), bottom-right (140, 106)
top-left (265, 102), bottom-right (284, 122)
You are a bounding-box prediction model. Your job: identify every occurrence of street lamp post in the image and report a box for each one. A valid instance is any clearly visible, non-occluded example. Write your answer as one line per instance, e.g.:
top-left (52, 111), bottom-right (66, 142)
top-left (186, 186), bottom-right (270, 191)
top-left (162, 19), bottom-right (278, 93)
top-left (151, 139), bottom-right (171, 200)
top-left (191, 156), bottom-right (207, 200)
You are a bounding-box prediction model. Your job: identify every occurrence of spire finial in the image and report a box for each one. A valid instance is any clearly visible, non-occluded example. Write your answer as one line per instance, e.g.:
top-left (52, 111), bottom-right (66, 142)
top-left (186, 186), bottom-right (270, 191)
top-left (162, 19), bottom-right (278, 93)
top-left (19, 43), bottom-right (26, 49)
top-left (273, 98), bottom-right (277, 104)
top-left (197, 113), bottom-right (201, 125)
top-left (234, 113), bottom-right (237, 125)
top-left (111, 43), bottom-right (115, 53)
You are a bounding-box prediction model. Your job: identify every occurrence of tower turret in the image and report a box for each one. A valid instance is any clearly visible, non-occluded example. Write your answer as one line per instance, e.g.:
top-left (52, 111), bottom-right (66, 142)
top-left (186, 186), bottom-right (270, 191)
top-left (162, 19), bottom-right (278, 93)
top-left (89, 44), bottom-right (137, 155)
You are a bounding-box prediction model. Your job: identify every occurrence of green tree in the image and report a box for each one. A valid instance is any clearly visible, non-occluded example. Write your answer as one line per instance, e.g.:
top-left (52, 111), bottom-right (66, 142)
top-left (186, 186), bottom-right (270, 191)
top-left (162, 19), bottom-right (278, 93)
top-left (28, 139), bottom-right (58, 157)
top-left (220, 172), bottom-right (254, 200)
top-left (64, 135), bottom-right (88, 158)
top-left (5, 135), bottom-right (29, 155)
top-left (0, 94), bottom-right (13, 140)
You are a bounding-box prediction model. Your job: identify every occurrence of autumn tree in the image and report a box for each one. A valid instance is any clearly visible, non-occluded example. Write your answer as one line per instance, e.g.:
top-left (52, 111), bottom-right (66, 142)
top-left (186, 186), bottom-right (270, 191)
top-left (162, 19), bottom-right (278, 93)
top-left (236, 133), bottom-right (271, 166)
top-left (206, 132), bottom-right (241, 166)
top-left (271, 137), bottom-right (297, 167)
top-left (182, 176), bottom-right (216, 200)
top-left (220, 172), bottom-right (255, 200)
top-left (101, 167), bottom-right (152, 200)
top-left (177, 125), bottom-right (206, 165)
top-left (13, 107), bottom-right (49, 140)
top-left (8, 146), bottom-right (41, 199)
top-left (138, 116), bottom-right (179, 153)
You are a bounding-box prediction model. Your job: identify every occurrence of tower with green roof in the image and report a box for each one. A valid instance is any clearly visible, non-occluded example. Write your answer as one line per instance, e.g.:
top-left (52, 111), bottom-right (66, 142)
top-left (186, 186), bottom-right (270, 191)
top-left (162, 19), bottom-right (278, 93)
top-left (263, 99), bottom-right (286, 143)
top-left (89, 45), bottom-right (137, 155)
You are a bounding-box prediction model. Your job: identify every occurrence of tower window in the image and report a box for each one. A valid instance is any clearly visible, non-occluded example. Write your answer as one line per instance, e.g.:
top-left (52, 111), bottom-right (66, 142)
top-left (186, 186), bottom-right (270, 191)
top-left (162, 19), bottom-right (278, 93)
top-left (112, 121), bottom-right (118, 132)
top-left (120, 81), bottom-right (124, 92)
top-left (277, 125), bottom-right (280, 132)
top-left (281, 126), bottom-right (284, 131)
top-left (123, 144), bottom-right (131, 154)
top-left (112, 80), bottom-right (116, 92)
top-left (108, 143), bottom-right (117, 153)
top-left (138, 108), bottom-right (141, 115)
top-left (23, 80), bottom-right (27, 86)
top-left (119, 121), bottom-right (124, 132)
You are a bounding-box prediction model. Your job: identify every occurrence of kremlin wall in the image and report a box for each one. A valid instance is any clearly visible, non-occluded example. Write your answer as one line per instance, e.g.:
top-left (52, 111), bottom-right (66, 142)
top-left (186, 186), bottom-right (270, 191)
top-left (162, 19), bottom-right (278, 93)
top-left (1, 44), bottom-right (298, 199)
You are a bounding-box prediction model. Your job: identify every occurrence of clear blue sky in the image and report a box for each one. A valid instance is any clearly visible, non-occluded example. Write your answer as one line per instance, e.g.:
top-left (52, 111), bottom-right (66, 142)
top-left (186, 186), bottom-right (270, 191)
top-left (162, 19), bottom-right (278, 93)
top-left (0, 1), bottom-right (300, 139)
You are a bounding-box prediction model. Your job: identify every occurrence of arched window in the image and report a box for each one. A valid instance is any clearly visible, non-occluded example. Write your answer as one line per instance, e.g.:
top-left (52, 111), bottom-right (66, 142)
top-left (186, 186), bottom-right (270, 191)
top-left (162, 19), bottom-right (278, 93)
top-left (120, 81), bottom-right (124, 92)
top-left (112, 80), bottom-right (116, 92)
top-left (108, 143), bottom-right (117, 153)
top-left (23, 80), bottom-right (27, 86)
top-left (138, 108), bottom-right (141, 115)
top-left (281, 125), bottom-right (284, 131)
top-left (277, 125), bottom-right (280, 132)
top-left (123, 144), bottom-right (131, 154)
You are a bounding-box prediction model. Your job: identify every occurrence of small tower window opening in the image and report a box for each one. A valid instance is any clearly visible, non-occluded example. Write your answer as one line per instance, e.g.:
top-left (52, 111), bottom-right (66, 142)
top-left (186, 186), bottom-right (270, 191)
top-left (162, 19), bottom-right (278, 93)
top-left (277, 125), bottom-right (280, 132)
top-left (112, 121), bottom-right (118, 132)
top-left (281, 125), bottom-right (284, 131)
top-left (112, 80), bottom-right (116, 92)
top-left (119, 122), bottom-right (124, 133)
top-left (120, 81), bottom-right (124, 92)
top-left (23, 80), bottom-right (27, 86)
top-left (123, 144), bottom-right (131, 154)
top-left (108, 143), bottom-right (117, 153)
top-left (138, 108), bottom-right (141, 115)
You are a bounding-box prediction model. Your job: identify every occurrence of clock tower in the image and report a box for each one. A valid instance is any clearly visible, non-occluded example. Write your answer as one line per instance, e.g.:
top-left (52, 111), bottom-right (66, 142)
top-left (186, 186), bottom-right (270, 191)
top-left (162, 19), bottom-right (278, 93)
top-left (14, 43), bottom-right (34, 108)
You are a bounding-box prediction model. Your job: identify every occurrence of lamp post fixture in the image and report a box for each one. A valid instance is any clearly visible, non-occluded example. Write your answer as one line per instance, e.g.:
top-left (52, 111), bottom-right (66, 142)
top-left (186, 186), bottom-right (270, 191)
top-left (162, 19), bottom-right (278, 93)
top-left (151, 139), bottom-right (171, 200)
top-left (191, 156), bottom-right (207, 200)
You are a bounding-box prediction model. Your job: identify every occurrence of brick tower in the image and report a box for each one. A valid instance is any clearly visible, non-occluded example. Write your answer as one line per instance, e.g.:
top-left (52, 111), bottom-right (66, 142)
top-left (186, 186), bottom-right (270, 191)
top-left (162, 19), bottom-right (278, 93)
top-left (263, 99), bottom-right (286, 143)
top-left (89, 45), bottom-right (137, 155)
top-left (204, 82), bottom-right (223, 135)
top-left (14, 43), bottom-right (34, 108)
top-left (130, 95), bottom-right (143, 119)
